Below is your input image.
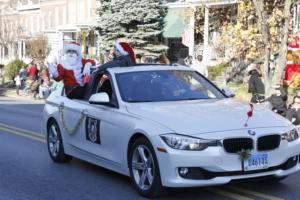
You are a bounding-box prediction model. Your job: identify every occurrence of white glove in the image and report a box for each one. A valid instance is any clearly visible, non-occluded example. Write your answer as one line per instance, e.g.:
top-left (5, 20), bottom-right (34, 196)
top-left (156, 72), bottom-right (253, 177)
top-left (48, 63), bottom-right (58, 78)
top-left (83, 62), bottom-right (92, 76)
top-left (47, 51), bottom-right (57, 64)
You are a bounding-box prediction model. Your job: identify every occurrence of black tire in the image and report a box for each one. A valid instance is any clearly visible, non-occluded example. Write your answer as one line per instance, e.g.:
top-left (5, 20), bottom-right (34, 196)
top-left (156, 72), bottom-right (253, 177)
top-left (128, 137), bottom-right (165, 198)
top-left (47, 120), bottom-right (72, 163)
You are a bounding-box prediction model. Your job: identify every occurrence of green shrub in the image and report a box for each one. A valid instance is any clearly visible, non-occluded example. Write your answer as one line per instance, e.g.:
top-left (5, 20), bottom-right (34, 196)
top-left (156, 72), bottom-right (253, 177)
top-left (4, 59), bottom-right (26, 80)
top-left (228, 83), bottom-right (251, 102)
top-left (0, 80), bottom-right (14, 89)
top-left (208, 62), bottom-right (226, 80)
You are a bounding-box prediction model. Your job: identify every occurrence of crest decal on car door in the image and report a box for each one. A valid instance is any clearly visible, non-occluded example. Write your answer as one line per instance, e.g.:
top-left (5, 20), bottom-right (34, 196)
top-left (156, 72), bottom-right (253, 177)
top-left (85, 117), bottom-right (101, 144)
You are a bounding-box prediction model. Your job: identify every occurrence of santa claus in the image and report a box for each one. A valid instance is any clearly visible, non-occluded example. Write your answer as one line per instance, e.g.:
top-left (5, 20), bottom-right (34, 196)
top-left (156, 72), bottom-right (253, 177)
top-left (48, 42), bottom-right (95, 99)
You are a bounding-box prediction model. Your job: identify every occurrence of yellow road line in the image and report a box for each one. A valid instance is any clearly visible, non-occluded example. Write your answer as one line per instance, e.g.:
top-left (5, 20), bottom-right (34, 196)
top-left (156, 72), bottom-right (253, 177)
top-left (227, 186), bottom-right (284, 200)
top-left (0, 125), bottom-right (46, 143)
top-left (206, 188), bottom-right (254, 200)
top-left (0, 122), bottom-right (42, 138)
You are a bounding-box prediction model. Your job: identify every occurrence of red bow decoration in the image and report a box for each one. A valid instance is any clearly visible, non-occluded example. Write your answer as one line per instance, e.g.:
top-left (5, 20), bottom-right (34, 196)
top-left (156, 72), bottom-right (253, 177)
top-left (244, 104), bottom-right (254, 127)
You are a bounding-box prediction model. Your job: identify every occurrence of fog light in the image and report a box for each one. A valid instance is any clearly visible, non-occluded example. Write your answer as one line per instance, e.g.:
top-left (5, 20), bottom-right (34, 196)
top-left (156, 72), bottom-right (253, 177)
top-left (293, 156), bottom-right (297, 161)
top-left (179, 167), bottom-right (189, 175)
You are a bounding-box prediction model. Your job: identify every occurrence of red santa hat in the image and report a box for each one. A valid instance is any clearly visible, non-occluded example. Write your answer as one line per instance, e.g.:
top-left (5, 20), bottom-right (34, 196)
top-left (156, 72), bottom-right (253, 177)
top-left (64, 42), bottom-right (82, 57)
top-left (114, 42), bottom-right (136, 64)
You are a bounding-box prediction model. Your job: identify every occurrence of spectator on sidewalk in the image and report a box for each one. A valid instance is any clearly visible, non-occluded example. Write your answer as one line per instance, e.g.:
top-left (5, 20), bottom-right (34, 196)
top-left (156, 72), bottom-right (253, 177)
top-left (191, 55), bottom-right (208, 78)
top-left (28, 61), bottom-right (38, 81)
top-left (247, 63), bottom-right (265, 103)
top-left (286, 92), bottom-right (300, 125)
top-left (265, 85), bottom-right (287, 116)
top-left (184, 55), bottom-right (193, 67)
top-left (24, 78), bottom-right (34, 95)
top-left (19, 65), bottom-right (28, 87)
top-left (41, 65), bottom-right (49, 80)
top-left (39, 78), bottom-right (51, 99)
top-left (38, 66), bottom-right (51, 99)
top-left (158, 53), bottom-right (170, 65)
top-left (14, 72), bottom-right (21, 95)
top-left (31, 77), bottom-right (40, 100)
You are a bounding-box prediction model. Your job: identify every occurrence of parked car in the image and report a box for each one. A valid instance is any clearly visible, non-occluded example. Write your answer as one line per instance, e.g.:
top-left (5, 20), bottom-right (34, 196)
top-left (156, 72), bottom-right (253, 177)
top-left (43, 64), bottom-right (300, 197)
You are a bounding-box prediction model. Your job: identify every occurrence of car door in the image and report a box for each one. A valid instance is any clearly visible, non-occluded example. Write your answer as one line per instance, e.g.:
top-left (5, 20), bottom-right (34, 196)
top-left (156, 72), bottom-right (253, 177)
top-left (56, 88), bottom-right (91, 151)
top-left (69, 72), bottom-right (131, 166)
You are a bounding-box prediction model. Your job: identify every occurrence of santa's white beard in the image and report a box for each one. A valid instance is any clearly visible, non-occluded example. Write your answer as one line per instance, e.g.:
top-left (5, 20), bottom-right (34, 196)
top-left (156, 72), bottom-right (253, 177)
top-left (67, 55), bottom-right (78, 65)
top-left (61, 54), bottom-right (83, 70)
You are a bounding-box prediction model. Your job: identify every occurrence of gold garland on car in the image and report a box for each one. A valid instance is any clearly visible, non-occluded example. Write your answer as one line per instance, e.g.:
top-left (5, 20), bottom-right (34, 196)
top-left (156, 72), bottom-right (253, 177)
top-left (58, 103), bottom-right (86, 135)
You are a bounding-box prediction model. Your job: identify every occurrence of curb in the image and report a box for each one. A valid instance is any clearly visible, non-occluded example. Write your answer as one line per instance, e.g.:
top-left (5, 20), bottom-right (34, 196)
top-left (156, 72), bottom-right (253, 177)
top-left (1, 89), bottom-right (46, 103)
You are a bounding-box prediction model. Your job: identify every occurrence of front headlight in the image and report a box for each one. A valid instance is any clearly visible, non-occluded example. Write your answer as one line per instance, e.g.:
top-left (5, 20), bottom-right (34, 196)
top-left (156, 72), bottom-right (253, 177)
top-left (160, 133), bottom-right (220, 151)
top-left (282, 128), bottom-right (299, 142)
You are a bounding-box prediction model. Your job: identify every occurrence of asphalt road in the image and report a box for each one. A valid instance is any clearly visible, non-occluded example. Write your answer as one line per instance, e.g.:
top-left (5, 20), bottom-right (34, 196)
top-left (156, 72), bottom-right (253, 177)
top-left (0, 96), bottom-right (299, 200)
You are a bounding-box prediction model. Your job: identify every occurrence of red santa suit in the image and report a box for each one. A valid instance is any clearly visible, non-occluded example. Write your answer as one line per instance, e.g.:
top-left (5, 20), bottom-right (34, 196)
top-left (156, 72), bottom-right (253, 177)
top-left (56, 59), bottom-right (95, 90)
top-left (48, 42), bottom-right (95, 99)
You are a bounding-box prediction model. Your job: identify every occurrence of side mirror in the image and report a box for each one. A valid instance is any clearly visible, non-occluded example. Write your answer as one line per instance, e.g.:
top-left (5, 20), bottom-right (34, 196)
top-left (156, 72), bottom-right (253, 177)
top-left (89, 93), bottom-right (110, 104)
top-left (222, 87), bottom-right (235, 98)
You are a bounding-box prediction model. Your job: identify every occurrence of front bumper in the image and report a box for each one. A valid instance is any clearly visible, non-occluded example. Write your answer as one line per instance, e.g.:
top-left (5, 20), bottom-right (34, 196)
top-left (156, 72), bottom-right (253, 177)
top-left (153, 136), bottom-right (300, 187)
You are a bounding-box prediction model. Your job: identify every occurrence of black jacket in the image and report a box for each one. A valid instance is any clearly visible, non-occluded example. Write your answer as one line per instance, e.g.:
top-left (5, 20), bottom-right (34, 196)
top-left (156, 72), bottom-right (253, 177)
top-left (266, 87), bottom-right (287, 114)
top-left (99, 55), bottom-right (135, 70)
top-left (248, 71), bottom-right (265, 103)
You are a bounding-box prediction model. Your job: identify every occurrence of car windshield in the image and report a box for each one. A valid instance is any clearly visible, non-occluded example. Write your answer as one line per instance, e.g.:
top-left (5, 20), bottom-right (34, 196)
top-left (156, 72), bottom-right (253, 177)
top-left (116, 70), bottom-right (226, 102)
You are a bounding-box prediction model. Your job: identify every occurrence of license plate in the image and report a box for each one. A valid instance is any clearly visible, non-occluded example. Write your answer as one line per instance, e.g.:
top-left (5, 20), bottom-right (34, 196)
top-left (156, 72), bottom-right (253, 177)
top-left (243, 153), bottom-right (268, 171)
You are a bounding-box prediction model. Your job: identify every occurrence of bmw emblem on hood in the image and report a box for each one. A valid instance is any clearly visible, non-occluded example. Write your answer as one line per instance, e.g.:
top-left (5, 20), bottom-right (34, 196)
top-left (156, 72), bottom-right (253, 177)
top-left (248, 130), bottom-right (256, 136)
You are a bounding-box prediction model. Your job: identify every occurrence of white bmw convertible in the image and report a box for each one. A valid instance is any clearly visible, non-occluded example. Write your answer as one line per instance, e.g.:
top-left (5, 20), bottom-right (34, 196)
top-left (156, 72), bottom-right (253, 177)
top-left (43, 65), bottom-right (300, 197)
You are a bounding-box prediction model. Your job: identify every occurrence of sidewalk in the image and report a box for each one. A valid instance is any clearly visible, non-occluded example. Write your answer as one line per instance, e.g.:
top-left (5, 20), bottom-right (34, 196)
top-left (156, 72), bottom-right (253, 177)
top-left (0, 88), bottom-right (45, 103)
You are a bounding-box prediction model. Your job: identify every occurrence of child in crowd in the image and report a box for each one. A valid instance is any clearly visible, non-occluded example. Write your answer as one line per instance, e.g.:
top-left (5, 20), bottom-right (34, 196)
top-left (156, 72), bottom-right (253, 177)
top-left (14, 72), bottom-right (21, 95)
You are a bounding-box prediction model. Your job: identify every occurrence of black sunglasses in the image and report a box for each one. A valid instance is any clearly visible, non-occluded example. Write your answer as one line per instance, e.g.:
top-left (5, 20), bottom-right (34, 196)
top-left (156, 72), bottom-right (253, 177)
top-left (66, 50), bottom-right (78, 54)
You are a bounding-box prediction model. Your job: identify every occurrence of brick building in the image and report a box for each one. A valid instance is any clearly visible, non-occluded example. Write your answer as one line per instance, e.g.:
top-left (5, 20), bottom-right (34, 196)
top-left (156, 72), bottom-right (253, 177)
top-left (0, 0), bottom-right (98, 65)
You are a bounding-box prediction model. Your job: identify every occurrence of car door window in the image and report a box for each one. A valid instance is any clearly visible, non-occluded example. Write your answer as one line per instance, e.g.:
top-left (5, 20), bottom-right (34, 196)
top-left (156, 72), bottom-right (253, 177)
top-left (94, 74), bottom-right (118, 107)
top-left (97, 75), bottom-right (112, 98)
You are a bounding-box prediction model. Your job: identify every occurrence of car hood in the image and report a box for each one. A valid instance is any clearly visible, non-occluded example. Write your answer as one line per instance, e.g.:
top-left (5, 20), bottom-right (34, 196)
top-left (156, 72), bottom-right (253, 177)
top-left (125, 99), bottom-right (291, 135)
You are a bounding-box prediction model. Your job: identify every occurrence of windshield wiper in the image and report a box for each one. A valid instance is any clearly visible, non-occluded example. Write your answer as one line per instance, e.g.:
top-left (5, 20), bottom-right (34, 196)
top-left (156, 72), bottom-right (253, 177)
top-left (180, 97), bottom-right (212, 101)
top-left (127, 100), bottom-right (156, 103)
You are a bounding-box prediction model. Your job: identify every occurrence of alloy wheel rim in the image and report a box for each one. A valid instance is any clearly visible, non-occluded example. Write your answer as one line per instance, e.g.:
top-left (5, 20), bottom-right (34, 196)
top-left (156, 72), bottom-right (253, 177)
top-left (131, 145), bottom-right (155, 191)
top-left (48, 124), bottom-right (60, 157)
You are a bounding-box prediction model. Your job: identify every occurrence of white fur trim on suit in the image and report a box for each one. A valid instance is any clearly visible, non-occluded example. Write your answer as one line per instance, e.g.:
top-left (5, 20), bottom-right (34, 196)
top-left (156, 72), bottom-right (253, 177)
top-left (114, 42), bottom-right (128, 56)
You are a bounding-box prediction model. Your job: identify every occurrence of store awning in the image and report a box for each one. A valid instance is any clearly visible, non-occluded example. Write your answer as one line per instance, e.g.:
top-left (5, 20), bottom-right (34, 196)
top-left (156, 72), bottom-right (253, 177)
top-left (163, 7), bottom-right (187, 38)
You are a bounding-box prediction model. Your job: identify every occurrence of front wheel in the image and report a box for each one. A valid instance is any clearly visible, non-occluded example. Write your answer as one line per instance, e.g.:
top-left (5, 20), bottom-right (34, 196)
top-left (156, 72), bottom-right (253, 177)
top-left (47, 120), bottom-right (72, 163)
top-left (129, 137), bottom-right (164, 198)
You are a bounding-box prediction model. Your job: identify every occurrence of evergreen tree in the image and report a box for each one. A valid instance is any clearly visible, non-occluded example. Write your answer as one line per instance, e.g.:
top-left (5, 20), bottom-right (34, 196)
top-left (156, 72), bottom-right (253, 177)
top-left (97, 0), bottom-right (124, 55)
top-left (97, 0), bottom-right (168, 60)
